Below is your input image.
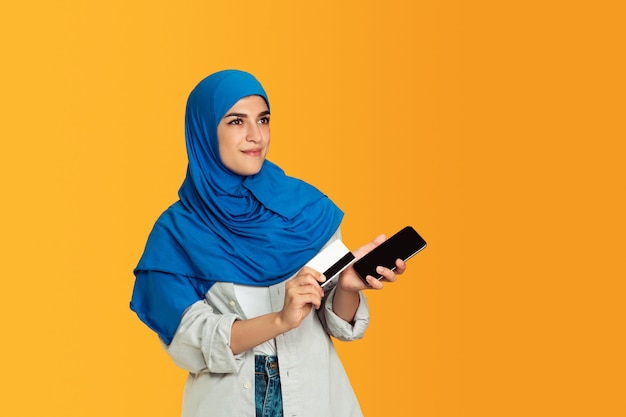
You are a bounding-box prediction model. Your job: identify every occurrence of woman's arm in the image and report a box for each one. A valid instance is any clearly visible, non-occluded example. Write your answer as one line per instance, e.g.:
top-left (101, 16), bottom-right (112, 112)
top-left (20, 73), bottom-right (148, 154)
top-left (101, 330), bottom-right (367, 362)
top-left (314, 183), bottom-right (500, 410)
top-left (230, 266), bottom-right (325, 354)
top-left (230, 312), bottom-right (285, 355)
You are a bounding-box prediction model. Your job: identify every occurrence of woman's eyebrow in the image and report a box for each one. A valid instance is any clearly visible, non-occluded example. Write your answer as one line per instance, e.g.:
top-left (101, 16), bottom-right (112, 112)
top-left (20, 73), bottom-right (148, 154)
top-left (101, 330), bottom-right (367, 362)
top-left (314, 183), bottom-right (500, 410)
top-left (223, 112), bottom-right (248, 118)
top-left (223, 110), bottom-right (271, 119)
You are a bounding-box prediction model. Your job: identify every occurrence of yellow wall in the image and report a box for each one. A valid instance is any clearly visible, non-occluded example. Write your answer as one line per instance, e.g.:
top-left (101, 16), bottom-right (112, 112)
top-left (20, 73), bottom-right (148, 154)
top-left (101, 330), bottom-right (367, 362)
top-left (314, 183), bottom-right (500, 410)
top-left (1, 1), bottom-right (624, 416)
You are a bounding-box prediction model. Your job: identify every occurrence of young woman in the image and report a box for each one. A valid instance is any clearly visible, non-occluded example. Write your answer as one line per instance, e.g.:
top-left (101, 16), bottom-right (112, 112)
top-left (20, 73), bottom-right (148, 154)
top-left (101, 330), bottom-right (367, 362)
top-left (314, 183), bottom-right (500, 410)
top-left (130, 70), bottom-right (406, 417)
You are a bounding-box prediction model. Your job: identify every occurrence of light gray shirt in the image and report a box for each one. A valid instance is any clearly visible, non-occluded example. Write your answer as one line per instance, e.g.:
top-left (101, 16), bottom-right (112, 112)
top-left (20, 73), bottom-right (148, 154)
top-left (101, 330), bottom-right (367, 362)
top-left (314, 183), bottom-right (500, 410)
top-left (164, 268), bottom-right (370, 417)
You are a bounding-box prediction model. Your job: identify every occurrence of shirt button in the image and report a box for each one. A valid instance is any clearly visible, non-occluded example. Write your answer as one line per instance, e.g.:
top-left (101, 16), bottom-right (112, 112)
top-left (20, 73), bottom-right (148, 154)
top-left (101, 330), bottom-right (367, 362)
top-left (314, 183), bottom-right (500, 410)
top-left (229, 300), bottom-right (236, 308)
top-left (243, 382), bottom-right (250, 389)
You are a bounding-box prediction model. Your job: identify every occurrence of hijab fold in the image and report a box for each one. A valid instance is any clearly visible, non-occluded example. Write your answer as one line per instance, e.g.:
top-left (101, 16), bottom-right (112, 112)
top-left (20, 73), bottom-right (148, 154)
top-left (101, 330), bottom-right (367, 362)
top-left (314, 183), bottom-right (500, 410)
top-left (130, 70), bottom-right (343, 344)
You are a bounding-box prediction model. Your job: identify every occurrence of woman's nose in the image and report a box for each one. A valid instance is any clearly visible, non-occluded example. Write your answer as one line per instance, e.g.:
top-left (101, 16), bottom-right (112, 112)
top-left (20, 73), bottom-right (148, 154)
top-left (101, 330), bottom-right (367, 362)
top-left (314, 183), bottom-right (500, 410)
top-left (246, 123), bottom-right (263, 142)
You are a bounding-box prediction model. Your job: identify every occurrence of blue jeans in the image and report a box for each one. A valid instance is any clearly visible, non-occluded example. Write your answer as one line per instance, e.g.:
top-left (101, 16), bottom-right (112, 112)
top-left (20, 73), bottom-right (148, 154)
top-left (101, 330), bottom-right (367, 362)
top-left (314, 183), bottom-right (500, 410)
top-left (255, 355), bottom-right (283, 417)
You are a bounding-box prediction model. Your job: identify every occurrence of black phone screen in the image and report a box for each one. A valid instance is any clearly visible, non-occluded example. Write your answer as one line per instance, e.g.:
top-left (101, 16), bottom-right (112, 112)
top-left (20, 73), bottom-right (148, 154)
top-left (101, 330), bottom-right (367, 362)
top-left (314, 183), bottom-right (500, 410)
top-left (353, 226), bottom-right (426, 282)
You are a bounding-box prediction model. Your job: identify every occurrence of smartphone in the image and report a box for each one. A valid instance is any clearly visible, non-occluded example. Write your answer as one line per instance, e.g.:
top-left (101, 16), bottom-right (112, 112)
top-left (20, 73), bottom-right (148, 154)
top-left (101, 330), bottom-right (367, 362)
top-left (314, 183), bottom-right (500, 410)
top-left (353, 226), bottom-right (426, 283)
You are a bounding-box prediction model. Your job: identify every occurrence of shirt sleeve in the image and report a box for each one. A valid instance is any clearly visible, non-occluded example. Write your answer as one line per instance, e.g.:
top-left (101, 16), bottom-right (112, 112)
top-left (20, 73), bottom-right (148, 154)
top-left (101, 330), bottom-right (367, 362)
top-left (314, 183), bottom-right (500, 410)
top-left (318, 289), bottom-right (370, 341)
top-left (164, 299), bottom-right (245, 374)
top-left (131, 270), bottom-right (244, 374)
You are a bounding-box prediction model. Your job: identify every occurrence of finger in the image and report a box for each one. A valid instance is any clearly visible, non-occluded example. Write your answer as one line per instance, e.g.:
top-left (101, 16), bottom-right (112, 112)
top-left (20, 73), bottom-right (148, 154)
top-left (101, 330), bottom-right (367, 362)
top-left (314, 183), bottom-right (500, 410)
top-left (296, 267), bottom-right (326, 284)
top-left (352, 234), bottom-right (387, 258)
top-left (289, 274), bottom-right (325, 292)
top-left (297, 274), bottom-right (325, 297)
top-left (288, 282), bottom-right (324, 304)
top-left (365, 275), bottom-right (384, 289)
top-left (296, 292), bottom-right (322, 310)
top-left (394, 259), bottom-right (407, 275)
top-left (376, 266), bottom-right (398, 283)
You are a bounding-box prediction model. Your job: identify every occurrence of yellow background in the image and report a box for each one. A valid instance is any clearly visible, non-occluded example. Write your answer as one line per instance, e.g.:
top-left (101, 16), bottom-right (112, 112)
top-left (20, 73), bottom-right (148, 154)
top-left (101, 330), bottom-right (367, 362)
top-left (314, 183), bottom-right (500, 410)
top-left (1, 1), bottom-right (624, 416)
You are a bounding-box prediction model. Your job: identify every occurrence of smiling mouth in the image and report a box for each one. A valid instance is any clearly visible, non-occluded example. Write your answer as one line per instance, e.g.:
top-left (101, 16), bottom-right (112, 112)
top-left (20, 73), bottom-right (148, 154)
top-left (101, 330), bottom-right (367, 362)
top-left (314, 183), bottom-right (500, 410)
top-left (242, 149), bottom-right (263, 156)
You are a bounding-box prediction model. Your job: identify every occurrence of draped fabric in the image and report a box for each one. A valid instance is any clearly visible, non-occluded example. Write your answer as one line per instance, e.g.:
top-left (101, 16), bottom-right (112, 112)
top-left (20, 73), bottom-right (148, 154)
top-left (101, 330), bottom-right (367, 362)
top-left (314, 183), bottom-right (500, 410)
top-left (130, 70), bottom-right (343, 344)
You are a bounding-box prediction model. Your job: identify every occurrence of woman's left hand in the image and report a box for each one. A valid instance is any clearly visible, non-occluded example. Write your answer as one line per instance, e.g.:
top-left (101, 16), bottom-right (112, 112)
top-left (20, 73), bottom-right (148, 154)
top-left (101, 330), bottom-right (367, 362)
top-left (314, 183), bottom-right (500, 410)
top-left (337, 234), bottom-right (407, 292)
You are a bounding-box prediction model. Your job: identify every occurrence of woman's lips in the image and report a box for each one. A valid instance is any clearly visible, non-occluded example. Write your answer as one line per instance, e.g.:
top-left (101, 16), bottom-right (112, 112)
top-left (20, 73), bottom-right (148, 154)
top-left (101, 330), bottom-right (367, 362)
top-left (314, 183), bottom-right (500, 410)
top-left (242, 148), bottom-right (262, 157)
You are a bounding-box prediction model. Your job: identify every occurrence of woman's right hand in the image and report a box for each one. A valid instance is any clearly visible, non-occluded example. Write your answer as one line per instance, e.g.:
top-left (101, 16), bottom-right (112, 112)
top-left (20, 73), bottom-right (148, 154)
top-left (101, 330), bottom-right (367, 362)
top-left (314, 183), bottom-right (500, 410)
top-left (278, 266), bottom-right (326, 331)
top-left (231, 267), bottom-right (325, 354)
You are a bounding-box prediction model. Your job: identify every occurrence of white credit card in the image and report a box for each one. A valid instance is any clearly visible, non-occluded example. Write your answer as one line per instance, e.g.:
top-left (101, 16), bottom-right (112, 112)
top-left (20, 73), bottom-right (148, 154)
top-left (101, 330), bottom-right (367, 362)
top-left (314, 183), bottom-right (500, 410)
top-left (305, 240), bottom-right (356, 289)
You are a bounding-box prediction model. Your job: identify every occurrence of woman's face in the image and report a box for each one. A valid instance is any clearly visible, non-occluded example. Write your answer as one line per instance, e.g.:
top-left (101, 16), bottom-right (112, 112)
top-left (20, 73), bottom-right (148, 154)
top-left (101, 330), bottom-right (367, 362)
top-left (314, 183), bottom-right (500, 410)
top-left (217, 95), bottom-right (270, 176)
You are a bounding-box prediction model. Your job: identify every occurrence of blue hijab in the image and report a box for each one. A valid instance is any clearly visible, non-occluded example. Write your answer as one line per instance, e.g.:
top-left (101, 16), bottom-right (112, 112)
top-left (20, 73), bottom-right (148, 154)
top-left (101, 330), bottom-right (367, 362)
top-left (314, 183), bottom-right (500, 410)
top-left (130, 70), bottom-right (343, 344)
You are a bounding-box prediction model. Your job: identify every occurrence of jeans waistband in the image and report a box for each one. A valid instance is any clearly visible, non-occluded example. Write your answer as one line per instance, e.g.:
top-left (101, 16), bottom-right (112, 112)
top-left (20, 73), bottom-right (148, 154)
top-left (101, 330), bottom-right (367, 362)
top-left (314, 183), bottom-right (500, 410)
top-left (255, 355), bottom-right (280, 378)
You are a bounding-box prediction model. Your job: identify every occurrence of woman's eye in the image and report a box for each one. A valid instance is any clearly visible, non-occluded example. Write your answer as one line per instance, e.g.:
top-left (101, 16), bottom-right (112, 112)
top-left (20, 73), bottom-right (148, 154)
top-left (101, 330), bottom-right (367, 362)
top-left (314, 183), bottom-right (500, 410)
top-left (258, 117), bottom-right (270, 125)
top-left (228, 118), bottom-right (243, 125)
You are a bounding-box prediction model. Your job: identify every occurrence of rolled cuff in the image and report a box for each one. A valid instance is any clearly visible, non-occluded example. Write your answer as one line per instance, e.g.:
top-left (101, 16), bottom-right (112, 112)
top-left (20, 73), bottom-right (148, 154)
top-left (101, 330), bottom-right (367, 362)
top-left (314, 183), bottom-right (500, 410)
top-left (165, 300), bottom-right (245, 374)
top-left (322, 290), bottom-right (369, 341)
